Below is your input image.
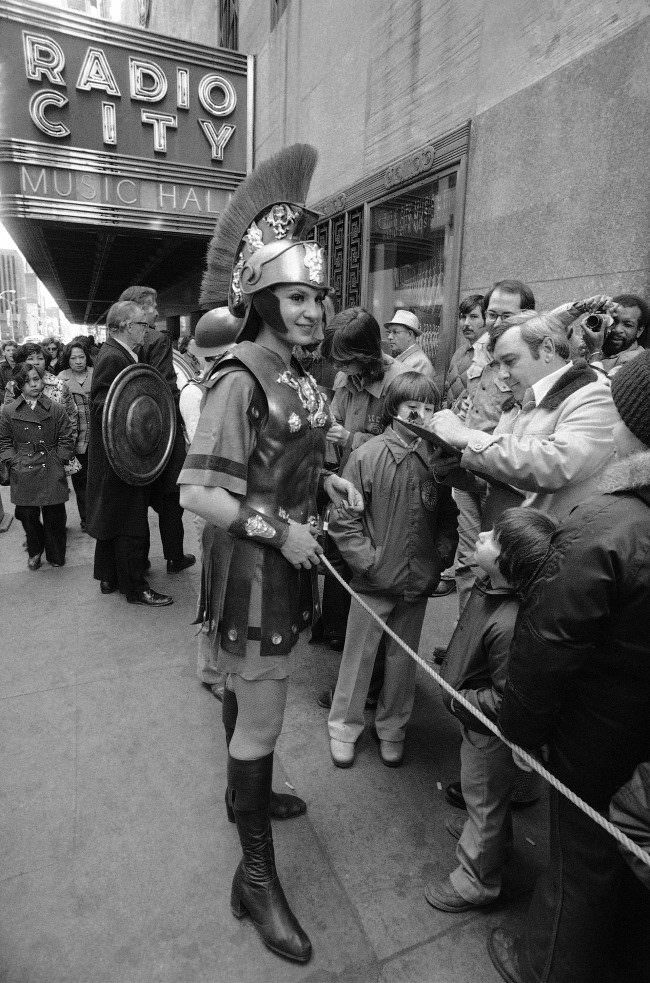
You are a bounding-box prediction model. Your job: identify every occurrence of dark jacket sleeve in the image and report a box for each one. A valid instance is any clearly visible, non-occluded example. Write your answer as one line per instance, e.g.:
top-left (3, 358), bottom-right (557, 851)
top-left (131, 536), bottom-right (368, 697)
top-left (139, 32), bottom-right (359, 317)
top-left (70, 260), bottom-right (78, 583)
top-left (454, 616), bottom-right (514, 732)
top-left (0, 405), bottom-right (16, 462)
top-left (139, 330), bottom-right (179, 401)
top-left (499, 528), bottom-right (616, 749)
top-left (54, 401), bottom-right (75, 462)
top-left (327, 451), bottom-right (376, 574)
top-left (434, 482), bottom-right (459, 571)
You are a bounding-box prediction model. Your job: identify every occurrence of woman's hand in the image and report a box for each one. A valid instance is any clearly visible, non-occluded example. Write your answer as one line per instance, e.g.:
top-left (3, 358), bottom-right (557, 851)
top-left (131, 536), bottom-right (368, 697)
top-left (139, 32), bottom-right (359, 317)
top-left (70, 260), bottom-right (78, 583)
top-left (326, 422), bottom-right (350, 446)
top-left (323, 473), bottom-right (364, 513)
top-left (280, 520), bottom-right (323, 569)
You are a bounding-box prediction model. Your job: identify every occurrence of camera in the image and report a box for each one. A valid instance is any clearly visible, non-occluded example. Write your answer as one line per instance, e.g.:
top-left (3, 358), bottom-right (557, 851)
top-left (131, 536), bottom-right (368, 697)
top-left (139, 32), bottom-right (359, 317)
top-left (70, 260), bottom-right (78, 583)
top-left (584, 312), bottom-right (614, 332)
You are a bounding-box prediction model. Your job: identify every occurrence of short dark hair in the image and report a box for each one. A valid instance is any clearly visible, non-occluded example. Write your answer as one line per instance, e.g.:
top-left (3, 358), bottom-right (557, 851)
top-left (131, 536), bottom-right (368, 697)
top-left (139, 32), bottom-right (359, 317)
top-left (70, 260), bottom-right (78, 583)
top-left (60, 339), bottom-right (93, 370)
top-left (12, 361), bottom-right (43, 390)
top-left (330, 307), bottom-right (385, 384)
top-left (458, 294), bottom-right (484, 318)
top-left (612, 294), bottom-right (650, 342)
top-left (2, 340), bottom-right (17, 353)
top-left (119, 285), bottom-right (157, 307)
top-left (493, 507), bottom-right (557, 591)
top-left (482, 280), bottom-right (535, 317)
top-left (382, 371), bottom-right (441, 427)
top-left (13, 342), bottom-right (50, 369)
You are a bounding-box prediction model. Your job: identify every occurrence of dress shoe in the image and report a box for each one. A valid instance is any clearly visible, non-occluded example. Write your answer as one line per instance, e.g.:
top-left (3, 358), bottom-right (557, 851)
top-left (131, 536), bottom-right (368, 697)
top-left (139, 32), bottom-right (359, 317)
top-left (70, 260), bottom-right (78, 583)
top-left (166, 553), bottom-right (196, 573)
top-left (27, 553), bottom-right (42, 571)
top-left (100, 580), bottom-right (117, 594)
top-left (328, 636), bottom-right (345, 651)
top-left (445, 781), bottom-right (467, 809)
top-left (425, 877), bottom-right (496, 913)
top-left (330, 738), bottom-right (355, 768)
top-left (378, 738), bottom-right (404, 767)
top-left (126, 588), bottom-right (173, 606)
top-left (430, 578), bottom-right (456, 597)
top-left (431, 646), bottom-right (447, 664)
top-left (487, 927), bottom-right (524, 983)
top-left (49, 560), bottom-right (65, 567)
top-left (445, 814), bottom-right (467, 841)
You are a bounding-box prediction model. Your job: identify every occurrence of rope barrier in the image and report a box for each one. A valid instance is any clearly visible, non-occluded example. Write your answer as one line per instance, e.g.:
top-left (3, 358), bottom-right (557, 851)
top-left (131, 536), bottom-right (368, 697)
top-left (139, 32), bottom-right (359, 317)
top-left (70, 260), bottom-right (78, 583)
top-left (319, 554), bottom-right (650, 870)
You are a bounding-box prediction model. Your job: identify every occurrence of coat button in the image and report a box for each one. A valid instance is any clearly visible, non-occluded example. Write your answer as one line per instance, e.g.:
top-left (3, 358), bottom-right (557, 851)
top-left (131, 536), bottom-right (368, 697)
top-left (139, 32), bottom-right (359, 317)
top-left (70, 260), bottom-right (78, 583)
top-left (291, 624), bottom-right (298, 634)
top-left (227, 628), bottom-right (238, 642)
top-left (271, 633), bottom-right (282, 645)
top-left (302, 610), bottom-right (310, 621)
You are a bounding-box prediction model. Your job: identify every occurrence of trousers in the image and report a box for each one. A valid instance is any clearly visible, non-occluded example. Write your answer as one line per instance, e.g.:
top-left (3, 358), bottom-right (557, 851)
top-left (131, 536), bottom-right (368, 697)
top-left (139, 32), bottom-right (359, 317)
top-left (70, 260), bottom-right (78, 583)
top-left (451, 487), bottom-right (488, 616)
top-left (93, 535), bottom-right (148, 594)
top-left (16, 503), bottom-right (67, 563)
top-left (450, 727), bottom-right (517, 903)
top-left (328, 593), bottom-right (427, 744)
top-left (70, 450), bottom-right (88, 523)
top-left (148, 486), bottom-right (185, 561)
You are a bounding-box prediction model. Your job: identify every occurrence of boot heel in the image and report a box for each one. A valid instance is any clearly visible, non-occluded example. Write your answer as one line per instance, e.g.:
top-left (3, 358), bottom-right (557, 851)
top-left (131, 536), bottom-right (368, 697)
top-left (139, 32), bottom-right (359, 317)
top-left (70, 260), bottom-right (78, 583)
top-left (230, 889), bottom-right (246, 919)
top-left (225, 788), bottom-right (235, 823)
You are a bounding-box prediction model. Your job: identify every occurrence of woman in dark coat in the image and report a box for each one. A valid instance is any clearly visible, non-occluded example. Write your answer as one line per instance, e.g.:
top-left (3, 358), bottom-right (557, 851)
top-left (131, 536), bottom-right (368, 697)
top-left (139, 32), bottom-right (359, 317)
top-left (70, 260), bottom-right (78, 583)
top-left (0, 363), bottom-right (74, 569)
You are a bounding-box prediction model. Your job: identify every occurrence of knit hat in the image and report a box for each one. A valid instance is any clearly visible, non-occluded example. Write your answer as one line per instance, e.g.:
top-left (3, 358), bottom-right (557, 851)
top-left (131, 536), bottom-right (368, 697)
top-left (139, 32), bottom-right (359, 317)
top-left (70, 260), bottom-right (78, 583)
top-left (611, 350), bottom-right (650, 447)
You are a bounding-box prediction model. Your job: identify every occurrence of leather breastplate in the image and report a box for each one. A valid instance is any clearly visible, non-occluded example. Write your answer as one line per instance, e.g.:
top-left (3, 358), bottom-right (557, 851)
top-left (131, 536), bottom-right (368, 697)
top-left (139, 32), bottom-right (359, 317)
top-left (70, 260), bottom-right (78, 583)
top-left (224, 341), bottom-right (330, 521)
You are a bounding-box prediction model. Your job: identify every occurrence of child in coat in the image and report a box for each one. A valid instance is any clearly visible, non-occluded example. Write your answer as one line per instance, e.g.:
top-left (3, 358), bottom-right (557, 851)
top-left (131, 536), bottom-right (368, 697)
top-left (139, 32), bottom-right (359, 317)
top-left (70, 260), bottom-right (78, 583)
top-left (327, 372), bottom-right (458, 768)
top-left (425, 507), bottom-right (557, 912)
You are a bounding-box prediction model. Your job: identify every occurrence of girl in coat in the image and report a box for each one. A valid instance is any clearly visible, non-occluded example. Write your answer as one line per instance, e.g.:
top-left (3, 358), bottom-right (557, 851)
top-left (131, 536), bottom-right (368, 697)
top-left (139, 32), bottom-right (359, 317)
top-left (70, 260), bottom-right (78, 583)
top-left (0, 363), bottom-right (74, 569)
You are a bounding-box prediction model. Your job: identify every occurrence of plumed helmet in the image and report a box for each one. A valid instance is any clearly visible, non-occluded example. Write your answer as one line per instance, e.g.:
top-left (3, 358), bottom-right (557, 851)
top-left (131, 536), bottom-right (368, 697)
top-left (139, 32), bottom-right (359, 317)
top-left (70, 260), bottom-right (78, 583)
top-left (200, 144), bottom-right (329, 339)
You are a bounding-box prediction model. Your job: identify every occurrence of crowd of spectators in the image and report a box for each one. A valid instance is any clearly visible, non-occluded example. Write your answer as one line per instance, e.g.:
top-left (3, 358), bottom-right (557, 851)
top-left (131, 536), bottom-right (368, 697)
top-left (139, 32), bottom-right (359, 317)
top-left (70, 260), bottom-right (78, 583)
top-left (1, 279), bottom-right (648, 981)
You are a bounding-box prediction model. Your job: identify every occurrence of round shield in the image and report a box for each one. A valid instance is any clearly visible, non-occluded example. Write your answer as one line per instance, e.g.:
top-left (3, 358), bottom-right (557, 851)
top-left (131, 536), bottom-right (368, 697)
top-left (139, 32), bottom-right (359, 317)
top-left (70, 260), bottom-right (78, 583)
top-left (102, 364), bottom-right (176, 486)
top-left (172, 349), bottom-right (198, 391)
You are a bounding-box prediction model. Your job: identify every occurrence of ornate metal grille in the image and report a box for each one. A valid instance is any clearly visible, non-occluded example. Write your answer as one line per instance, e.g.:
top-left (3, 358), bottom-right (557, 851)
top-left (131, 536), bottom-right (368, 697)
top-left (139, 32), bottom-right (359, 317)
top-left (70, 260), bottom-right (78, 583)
top-left (219, 0), bottom-right (239, 49)
top-left (331, 214), bottom-right (346, 312)
top-left (271, 0), bottom-right (289, 31)
top-left (345, 208), bottom-right (363, 308)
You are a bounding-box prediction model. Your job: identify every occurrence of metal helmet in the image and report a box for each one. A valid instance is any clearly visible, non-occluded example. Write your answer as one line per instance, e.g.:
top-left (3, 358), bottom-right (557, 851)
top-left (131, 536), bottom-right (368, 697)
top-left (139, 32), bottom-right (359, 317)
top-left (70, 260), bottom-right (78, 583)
top-left (194, 307), bottom-right (244, 357)
top-left (239, 240), bottom-right (328, 301)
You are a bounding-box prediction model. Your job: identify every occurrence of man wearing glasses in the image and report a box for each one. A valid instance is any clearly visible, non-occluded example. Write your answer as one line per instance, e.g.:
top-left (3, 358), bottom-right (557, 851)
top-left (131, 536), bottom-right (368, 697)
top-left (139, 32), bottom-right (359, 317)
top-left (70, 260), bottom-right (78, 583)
top-left (85, 301), bottom-right (173, 607)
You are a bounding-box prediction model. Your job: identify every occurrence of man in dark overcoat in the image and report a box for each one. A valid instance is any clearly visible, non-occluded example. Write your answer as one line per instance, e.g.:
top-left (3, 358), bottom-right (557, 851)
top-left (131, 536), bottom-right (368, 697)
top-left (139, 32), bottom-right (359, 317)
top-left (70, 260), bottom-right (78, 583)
top-left (85, 300), bottom-right (172, 606)
top-left (118, 285), bottom-right (195, 574)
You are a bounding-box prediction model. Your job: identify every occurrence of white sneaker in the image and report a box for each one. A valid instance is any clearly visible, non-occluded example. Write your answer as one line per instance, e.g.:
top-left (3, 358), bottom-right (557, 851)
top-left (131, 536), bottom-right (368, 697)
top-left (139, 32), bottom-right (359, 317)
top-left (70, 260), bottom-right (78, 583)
top-left (330, 738), bottom-right (355, 768)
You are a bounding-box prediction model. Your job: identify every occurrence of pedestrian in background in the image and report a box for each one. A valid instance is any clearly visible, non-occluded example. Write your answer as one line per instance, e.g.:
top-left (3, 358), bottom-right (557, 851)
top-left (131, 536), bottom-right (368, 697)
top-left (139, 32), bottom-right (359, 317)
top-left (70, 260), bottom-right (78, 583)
top-left (58, 340), bottom-right (93, 530)
top-left (0, 363), bottom-right (74, 569)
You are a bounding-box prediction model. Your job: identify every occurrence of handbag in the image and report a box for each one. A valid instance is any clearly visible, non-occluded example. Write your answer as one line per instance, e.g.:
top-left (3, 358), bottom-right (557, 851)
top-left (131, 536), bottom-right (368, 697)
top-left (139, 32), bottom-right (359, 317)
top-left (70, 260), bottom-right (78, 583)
top-left (64, 456), bottom-right (82, 477)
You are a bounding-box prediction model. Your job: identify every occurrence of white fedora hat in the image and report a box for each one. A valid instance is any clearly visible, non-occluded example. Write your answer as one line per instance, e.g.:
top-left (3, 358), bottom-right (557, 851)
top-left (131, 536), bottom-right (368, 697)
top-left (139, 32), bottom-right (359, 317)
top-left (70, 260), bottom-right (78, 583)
top-left (385, 309), bottom-right (421, 336)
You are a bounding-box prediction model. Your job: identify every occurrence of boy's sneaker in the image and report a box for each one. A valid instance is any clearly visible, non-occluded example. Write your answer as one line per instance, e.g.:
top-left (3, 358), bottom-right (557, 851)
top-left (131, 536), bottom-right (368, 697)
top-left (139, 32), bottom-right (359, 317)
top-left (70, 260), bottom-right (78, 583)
top-left (425, 877), bottom-right (497, 913)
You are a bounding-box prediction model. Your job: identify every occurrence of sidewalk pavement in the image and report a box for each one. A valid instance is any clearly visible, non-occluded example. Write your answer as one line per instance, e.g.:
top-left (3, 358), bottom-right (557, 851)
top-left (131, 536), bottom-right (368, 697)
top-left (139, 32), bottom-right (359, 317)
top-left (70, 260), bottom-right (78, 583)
top-left (0, 499), bottom-right (548, 983)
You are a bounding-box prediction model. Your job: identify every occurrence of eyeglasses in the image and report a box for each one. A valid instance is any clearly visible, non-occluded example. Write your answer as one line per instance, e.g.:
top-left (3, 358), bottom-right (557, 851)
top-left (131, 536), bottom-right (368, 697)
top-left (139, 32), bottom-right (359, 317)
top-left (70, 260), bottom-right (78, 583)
top-left (130, 321), bottom-right (151, 329)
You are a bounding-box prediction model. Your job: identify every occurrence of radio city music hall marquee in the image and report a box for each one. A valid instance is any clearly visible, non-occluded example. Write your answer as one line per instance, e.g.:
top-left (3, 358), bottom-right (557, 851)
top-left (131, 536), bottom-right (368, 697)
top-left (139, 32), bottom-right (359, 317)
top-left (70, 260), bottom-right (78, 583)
top-left (0, 0), bottom-right (254, 234)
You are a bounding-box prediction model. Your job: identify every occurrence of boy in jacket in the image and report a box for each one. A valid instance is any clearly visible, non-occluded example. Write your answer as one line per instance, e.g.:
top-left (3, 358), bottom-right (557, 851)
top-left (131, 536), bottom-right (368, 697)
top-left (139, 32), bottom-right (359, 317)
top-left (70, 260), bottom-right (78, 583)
top-left (327, 372), bottom-right (458, 769)
top-left (425, 507), bottom-right (556, 913)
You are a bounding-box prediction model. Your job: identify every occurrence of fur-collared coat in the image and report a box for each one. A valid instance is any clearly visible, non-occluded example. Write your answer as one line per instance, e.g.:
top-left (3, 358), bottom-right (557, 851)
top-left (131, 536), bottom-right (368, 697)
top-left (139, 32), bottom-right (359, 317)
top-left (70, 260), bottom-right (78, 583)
top-left (499, 450), bottom-right (650, 810)
top-left (461, 359), bottom-right (618, 522)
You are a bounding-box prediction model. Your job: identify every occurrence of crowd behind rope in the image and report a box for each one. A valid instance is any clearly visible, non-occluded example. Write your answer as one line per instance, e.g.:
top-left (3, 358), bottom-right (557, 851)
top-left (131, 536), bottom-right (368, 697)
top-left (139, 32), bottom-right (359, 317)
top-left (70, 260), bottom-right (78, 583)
top-left (0, 280), bottom-right (648, 981)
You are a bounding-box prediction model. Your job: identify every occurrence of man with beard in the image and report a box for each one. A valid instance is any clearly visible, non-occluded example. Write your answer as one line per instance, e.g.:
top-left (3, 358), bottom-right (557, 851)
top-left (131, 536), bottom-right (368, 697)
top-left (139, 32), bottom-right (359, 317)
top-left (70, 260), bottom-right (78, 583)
top-left (596, 293), bottom-right (649, 376)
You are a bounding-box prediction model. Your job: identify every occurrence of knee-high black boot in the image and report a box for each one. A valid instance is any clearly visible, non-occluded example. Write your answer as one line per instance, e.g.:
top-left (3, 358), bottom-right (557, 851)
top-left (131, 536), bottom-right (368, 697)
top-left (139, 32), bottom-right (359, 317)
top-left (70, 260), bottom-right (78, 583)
top-left (222, 689), bottom-right (306, 823)
top-left (228, 752), bottom-right (312, 964)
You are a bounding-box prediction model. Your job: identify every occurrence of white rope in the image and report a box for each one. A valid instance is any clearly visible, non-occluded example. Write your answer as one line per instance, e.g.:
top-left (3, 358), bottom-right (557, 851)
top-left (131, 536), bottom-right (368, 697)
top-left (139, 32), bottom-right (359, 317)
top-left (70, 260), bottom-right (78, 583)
top-left (320, 555), bottom-right (650, 870)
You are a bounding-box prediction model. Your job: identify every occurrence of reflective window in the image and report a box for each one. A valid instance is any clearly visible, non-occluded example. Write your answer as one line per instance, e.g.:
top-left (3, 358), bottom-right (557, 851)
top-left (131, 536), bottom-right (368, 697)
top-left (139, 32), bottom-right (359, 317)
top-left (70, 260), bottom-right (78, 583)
top-left (368, 172), bottom-right (457, 367)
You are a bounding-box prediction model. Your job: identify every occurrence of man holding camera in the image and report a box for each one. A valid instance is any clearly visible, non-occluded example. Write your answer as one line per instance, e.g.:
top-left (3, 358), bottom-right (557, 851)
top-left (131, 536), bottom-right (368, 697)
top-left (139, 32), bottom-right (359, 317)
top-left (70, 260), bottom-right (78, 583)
top-left (584, 293), bottom-right (649, 376)
top-left (429, 298), bottom-right (619, 523)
